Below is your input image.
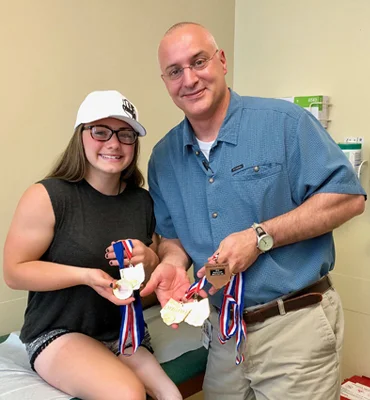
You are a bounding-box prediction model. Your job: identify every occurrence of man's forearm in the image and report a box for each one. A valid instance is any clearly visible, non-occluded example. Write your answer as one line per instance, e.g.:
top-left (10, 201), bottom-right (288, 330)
top-left (158, 237), bottom-right (191, 270)
top-left (262, 193), bottom-right (365, 248)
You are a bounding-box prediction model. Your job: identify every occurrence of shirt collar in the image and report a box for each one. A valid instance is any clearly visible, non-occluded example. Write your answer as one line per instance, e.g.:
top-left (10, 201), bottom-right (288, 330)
top-left (182, 89), bottom-right (242, 155)
top-left (183, 118), bottom-right (197, 148)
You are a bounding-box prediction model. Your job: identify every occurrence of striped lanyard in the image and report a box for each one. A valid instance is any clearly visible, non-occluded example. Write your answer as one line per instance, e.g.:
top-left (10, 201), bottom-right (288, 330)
top-left (113, 240), bottom-right (145, 355)
top-left (185, 272), bottom-right (247, 364)
top-left (218, 272), bottom-right (247, 365)
top-left (185, 276), bottom-right (207, 300)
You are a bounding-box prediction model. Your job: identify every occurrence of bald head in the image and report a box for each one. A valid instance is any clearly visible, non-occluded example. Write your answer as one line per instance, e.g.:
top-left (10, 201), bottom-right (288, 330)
top-left (163, 22), bottom-right (218, 47)
top-left (158, 23), bottom-right (218, 71)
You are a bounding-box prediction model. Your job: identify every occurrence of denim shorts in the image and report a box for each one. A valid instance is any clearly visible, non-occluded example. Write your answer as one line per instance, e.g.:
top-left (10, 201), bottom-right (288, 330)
top-left (25, 326), bottom-right (153, 371)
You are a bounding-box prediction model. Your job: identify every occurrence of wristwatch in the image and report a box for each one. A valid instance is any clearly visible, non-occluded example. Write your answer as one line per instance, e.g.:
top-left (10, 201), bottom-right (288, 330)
top-left (252, 223), bottom-right (274, 253)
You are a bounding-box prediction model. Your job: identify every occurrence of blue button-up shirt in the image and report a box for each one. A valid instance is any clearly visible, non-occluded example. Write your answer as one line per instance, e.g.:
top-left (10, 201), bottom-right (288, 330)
top-left (148, 90), bottom-right (366, 307)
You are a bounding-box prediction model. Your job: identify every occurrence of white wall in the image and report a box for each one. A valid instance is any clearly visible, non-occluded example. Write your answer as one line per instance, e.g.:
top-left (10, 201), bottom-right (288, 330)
top-left (234, 0), bottom-right (370, 379)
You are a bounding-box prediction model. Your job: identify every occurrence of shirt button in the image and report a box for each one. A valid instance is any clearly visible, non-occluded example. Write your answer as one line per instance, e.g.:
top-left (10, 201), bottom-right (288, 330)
top-left (254, 166), bottom-right (260, 172)
top-left (209, 177), bottom-right (214, 183)
top-left (195, 151), bottom-right (200, 156)
top-left (212, 212), bottom-right (218, 218)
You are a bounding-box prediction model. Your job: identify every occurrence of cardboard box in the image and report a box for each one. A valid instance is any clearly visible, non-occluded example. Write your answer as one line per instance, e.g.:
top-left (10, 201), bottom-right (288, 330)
top-left (340, 375), bottom-right (370, 399)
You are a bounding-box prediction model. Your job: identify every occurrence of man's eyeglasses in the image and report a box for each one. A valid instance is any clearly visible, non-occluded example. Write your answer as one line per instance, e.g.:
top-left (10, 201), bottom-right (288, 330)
top-left (84, 125), bottom-right (138, 145)
top-left (162, 49), bottom-right (219, 81)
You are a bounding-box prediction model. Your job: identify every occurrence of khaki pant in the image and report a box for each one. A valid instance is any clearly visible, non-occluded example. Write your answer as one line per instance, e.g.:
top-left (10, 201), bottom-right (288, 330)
top-left (203, 287), bottom-right (344, 400)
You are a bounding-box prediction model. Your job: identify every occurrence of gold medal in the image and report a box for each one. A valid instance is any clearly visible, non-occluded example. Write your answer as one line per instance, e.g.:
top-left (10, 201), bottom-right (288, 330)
top-left (113, 279), bottom-right (134, 300)
top-left (121, 263), bottom-right (145, 290)
top-left (184, 298), bottom-right (210, 327)
top-left (160, 298), bottom-right (191, 326)
top-left (205, 262), bottom-right (231, 289)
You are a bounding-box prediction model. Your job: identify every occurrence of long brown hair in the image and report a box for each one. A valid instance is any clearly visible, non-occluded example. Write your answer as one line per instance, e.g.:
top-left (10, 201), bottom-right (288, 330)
top-left (46, 124), bottom-right (145, 187)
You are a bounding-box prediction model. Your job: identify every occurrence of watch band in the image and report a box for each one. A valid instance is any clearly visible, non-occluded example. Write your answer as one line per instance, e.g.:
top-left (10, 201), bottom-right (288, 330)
top-left (252, 223), bottom-right (266, 237)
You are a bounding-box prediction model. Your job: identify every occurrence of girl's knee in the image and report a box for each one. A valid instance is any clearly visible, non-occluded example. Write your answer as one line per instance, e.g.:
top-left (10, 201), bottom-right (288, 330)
top-left (122, 385), bottom-right (146, 400)
top-left (111, 381), bottom-right (146, 400)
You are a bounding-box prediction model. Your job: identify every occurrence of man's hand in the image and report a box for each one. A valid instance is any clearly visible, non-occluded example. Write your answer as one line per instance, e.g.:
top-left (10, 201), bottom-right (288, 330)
top-left (140, 262), bottom-right (191, 307)
top-left (201, 228), bottom-right (261, 279)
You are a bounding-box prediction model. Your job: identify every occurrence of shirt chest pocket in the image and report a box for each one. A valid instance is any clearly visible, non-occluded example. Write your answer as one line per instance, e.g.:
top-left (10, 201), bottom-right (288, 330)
top-left (231, 163), bottom-right (282, 181)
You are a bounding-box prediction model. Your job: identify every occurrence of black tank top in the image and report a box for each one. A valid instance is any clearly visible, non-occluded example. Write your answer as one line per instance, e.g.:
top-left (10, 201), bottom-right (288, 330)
top-left (20, 178), bottom-right (155, 343)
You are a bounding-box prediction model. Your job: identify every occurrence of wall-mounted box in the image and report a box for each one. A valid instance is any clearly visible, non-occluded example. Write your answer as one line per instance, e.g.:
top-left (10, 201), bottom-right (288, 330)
top-left (279, 95), bottom-right (330, 128)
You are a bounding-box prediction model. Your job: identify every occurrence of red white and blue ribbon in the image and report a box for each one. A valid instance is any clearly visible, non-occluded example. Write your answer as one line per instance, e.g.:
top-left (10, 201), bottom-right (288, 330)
top-left (184, 268), bottom-right (247, 364)
top-left (218, 272), bottom-right (247, 365)
top-left (113, 240), bottom-right (145, 355)
top-left (185, 276), bottom-right (207, 300)
top-left (121, 239), bottom-right (134, 261)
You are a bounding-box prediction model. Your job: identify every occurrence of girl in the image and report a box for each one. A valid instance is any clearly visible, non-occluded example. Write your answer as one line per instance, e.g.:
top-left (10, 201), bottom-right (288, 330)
top-left (3, 90), bottom-right (182, 400)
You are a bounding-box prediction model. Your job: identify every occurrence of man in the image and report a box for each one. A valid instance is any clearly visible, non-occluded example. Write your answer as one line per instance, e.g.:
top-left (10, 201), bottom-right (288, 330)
top-left (141, 22), bottom-right (366, 399)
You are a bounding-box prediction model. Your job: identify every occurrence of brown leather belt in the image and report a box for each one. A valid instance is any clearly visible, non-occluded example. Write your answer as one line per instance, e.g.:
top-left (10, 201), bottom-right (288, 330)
top-left (243, 275), bottom-right (332, 325)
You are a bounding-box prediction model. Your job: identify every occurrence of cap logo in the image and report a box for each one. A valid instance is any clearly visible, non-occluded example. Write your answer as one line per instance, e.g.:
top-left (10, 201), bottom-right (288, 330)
top-left (122, 99), bottom-right (137, 120)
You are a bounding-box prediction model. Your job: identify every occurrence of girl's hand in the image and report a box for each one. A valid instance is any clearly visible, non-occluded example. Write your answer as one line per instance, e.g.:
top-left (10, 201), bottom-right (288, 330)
top-left (105, 239), bottom-right (159, 269)
top-left (84, 268), bottom-right (134, 306)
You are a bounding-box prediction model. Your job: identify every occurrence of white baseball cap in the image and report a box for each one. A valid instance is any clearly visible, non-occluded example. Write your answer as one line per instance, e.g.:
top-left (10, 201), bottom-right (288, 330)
top-left (74, 90), bottom-right (146, 136)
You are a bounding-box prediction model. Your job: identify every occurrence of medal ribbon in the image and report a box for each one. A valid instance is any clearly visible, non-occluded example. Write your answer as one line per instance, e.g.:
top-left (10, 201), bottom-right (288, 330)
top-left (183, 265), bottom-right (247, 364)
top-left (122, 239), bottom-right (133, 260)
top-left (185, 276), bottom-right (207, 300)
top-left (218, 272), bottom-right (247, 365)
top-left (113, 240), bottom-right (145, 355)
top-left (113, 240), bottom-right (125, 277)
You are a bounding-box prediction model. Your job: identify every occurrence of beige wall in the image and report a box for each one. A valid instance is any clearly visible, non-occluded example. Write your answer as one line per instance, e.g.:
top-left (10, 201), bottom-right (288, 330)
top-left (0, 0), bottom-right (235, 335)
top-left (234, 0), bottom-right (370, 380)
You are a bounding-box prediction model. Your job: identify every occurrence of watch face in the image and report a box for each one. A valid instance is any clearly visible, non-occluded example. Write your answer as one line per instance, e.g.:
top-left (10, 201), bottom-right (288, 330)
top-left (259, 235), bottom-right (273, 251)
